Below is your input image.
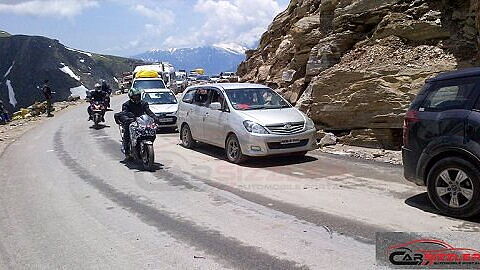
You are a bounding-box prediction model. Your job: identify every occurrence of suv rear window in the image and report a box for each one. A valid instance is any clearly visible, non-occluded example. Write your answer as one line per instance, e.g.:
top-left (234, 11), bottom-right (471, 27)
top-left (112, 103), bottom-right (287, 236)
top-left (421, 81), bottom-right (477, 111)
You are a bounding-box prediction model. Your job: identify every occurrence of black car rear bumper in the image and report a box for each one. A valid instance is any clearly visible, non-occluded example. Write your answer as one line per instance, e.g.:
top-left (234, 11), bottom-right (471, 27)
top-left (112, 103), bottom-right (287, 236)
top-left (402, 146), bottom-right (424, 186)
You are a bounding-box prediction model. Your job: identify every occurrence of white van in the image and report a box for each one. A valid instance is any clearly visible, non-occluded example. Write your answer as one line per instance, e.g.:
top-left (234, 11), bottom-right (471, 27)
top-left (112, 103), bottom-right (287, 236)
top-left (177, 83), bottom-right (318, 163)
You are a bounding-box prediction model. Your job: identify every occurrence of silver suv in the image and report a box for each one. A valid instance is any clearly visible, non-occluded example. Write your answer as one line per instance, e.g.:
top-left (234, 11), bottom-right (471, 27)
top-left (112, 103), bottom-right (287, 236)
top-left (177, 83), bottom-right (318, 163)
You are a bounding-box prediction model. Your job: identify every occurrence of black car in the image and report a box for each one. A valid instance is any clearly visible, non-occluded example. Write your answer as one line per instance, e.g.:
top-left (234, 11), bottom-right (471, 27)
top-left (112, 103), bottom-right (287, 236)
top-left (403, 68), bottom-right (480, 218)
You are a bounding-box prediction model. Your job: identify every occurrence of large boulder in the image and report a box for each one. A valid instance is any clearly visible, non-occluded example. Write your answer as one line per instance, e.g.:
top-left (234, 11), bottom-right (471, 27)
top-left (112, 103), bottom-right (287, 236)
top-left (239, 0), bottom-right (479, 149)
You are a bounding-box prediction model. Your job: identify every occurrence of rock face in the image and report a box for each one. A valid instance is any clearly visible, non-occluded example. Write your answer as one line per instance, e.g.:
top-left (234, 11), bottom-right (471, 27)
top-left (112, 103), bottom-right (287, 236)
top-left (238, 0), bottom-right (480, 149)
top-left (0, 34), bottom-right (143, 112)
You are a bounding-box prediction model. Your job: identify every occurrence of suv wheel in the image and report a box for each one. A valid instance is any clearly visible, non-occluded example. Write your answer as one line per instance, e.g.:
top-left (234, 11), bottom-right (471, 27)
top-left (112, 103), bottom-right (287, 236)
top-left (427, 157), bottom-right (480, 218)
top-left (226, 134), bottom-right (247, 164)
top-left (180, 124), bottom-right (196, 149)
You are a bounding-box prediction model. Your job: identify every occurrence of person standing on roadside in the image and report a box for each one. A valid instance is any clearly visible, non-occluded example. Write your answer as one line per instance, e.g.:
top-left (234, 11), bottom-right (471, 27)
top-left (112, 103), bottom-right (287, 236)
top-left (42, 80), bottom-right (54, 117)
top-left (0, 100), bottom-right (10, 124)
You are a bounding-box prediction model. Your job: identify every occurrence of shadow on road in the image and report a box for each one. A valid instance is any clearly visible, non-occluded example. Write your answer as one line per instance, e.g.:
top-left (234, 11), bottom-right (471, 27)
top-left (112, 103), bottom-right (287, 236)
top-left (120, 159), bottom-right (164, 172)
top-left (187, 143), bottom-right (318, 168)
top-left (405, 192), bottom-right (480, 224)
top-left (156, 127), bottom-right (178, 134)
top-left (89, 124), bottom-right (110, 130)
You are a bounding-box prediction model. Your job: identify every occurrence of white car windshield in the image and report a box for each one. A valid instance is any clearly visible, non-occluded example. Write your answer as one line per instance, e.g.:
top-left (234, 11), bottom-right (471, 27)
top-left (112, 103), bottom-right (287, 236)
top-left (225, 88), bottom-right (291, 110)
top-left (143, 92), bottom-right (177, 105)
top-left (133, 80), bottom-right (166, 90)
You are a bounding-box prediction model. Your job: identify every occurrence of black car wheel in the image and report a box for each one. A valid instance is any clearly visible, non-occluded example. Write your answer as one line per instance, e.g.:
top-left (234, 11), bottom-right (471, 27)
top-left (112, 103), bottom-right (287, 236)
top-left (180, 124), bottom-right (196, 149)
top-left (427, 157), bottom-right (480, 218)
top-left (226, 134), bottom-right (247, 164)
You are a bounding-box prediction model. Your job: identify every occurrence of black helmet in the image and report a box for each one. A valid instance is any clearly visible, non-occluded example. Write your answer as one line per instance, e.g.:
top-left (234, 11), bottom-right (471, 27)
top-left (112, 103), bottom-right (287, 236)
top-left (128, 88), bottom-right (142, 104)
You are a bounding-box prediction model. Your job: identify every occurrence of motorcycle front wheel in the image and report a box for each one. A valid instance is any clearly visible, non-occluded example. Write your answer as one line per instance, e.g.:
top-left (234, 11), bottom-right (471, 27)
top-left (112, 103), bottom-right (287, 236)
top-left (142, 143), bottom-right (154, 171)
top-left (93, 114), bottom-right (100, 129)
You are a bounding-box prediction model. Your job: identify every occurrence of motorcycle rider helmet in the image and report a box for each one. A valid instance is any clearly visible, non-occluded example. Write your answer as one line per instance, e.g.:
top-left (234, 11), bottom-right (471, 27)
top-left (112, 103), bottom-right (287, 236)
top-left (129, 88), bottom-right (142, 104)
top-left (94, 83), bottom-right (101, 90)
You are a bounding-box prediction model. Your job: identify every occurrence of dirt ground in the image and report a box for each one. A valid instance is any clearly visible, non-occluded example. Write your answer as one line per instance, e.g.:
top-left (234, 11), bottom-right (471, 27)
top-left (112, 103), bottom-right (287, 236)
top-left (0, 100), bottom-right (84, 156)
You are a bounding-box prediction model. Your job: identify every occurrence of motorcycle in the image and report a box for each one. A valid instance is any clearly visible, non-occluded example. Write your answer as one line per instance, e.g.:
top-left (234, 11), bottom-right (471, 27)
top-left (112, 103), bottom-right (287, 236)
top-left (89, 100), bottom-right (106, 129)
top-left (119, 114), bottom-right (157, 171)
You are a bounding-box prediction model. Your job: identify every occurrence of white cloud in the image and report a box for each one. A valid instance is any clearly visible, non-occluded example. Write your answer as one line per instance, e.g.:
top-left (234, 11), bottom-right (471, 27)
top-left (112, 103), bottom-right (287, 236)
top-left (164, 0), bottom-right (284, 48)
top-left (132, 4), bottom-right (175, 25)
top-left (0, 0), bottom-right (98, 17)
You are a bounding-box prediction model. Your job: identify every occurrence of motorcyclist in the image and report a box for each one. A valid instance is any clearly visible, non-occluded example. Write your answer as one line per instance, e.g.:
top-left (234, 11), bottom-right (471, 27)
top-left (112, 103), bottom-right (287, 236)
top-left (114, 88), bottom-right (160, 156)
top-left (101, 80), bottom-right (112, 108)
top-left (87, 83), bottom-right (108, 121)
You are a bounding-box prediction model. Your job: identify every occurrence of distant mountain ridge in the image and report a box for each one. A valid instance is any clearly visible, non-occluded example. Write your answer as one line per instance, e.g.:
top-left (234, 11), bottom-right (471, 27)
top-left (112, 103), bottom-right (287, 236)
top-left (134, 45), bottom-right (247, 75)
top-left (0, 32), bottom-right (143, 111)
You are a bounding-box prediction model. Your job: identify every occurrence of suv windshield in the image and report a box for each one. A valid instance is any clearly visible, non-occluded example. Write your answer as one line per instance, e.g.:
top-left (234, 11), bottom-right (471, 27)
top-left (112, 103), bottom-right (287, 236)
top-left (143, 92), bottom-right (177, 105)
top-left (225, 88), bottom-right (291, 110)
top-left (133, 80), bottom-right (166, 90)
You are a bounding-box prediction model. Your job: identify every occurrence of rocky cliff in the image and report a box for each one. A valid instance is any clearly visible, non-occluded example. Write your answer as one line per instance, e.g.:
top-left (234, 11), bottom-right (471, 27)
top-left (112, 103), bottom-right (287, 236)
top-left (238, 0), bottom-right (480, 149)
top-left (0, 34), bottom-right (143, 112)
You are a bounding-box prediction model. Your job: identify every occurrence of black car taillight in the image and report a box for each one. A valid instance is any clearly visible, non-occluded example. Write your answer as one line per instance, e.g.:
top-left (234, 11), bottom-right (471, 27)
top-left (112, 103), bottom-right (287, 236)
top-left (403, 110), bottom-right (419, 147)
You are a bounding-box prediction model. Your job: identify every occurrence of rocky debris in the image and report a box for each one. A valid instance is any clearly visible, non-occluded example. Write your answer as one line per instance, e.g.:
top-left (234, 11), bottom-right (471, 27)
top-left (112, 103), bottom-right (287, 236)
top-left (9, 100), bottom-right (82, 121)
top-left (319, 132), bottom-right (337, 147)
top-left (318, 144), bottom-right (402, 165)
top-left (67, 95), bottom-right (81, 102)
top-left (239, 0), bottom-right (480, 150)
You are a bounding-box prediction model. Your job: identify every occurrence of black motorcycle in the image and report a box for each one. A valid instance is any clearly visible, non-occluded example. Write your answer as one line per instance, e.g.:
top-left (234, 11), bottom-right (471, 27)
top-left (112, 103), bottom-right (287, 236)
top-left (119, 114), bottom-right (157, 170)
top-left (89, 100), bottom-right (106, 129)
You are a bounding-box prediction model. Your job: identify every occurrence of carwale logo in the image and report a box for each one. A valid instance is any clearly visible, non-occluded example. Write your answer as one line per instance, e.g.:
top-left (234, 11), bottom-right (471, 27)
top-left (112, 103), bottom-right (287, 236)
top-left (377, 233), bottom-right (480, 269)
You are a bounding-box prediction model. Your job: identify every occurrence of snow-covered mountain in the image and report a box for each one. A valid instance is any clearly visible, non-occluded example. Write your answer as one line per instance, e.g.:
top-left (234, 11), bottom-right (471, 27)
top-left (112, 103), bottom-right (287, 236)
top-left (0, 32), bottom-right (143, 111)
top-left (134, 44), bottom-right (247, 75)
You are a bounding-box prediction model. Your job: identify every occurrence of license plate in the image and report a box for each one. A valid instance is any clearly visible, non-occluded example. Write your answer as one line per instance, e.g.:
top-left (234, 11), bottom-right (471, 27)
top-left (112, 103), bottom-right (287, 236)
top-left (280, 139), bottom-right (301, 145)
top-left (158, 118), bottom-right (173, 122)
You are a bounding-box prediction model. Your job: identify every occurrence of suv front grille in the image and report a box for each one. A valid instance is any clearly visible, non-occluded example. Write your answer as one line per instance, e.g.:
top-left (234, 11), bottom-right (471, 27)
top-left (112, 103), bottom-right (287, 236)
top-left (266, 122), bottom-right (305, 135)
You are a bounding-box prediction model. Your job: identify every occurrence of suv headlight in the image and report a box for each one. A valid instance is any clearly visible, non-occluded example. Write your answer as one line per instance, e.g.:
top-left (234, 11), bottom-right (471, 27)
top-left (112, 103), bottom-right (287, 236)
top-left (305, 117), bottom-right (315, 130)
top-left (243, 120), bottom-right (269, 134)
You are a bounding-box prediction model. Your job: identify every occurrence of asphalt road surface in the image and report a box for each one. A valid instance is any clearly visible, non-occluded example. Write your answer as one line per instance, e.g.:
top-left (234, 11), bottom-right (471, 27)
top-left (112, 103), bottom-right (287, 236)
top-left (0, 96), bottom-right (479, 269)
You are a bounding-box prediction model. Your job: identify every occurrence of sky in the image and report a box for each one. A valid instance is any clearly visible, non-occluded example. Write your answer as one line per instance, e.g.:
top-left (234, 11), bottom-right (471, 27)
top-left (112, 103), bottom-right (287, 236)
top-left (0, 0), bottom-right (290, 57)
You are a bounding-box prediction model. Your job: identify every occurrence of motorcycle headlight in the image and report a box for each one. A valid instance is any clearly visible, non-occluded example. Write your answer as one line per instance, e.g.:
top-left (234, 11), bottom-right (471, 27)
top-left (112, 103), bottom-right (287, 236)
top-left (305, 117), bottom-right (315, 130)
top-left (243, 120), bottom-right (269, 134)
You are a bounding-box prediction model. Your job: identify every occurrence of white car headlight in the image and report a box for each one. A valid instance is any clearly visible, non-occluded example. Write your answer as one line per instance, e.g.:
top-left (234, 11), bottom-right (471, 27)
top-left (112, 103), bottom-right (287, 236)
top-left (305, 117), bottom-right (315, 130)
top-left (243, 120), bottom-right (269, 134)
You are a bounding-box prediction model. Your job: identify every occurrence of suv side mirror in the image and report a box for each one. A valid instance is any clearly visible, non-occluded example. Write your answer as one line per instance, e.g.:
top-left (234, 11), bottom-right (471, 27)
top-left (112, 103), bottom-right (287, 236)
top-left (209, 102), bottom-right (222, 111)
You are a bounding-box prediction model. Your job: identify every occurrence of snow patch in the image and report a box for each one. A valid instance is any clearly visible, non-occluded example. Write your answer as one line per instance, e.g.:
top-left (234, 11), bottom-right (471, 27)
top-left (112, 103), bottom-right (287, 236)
top-left (6, 80), bottom-right (17, 107)
top-left (3, 62), bottom-right (14, 78)
top-left (213, 43), bottom-right (247, 55)
top-left (59, 65), bottom-right (80, 81)
top-left (79, 59), bottom-right (85, 63)
top-left (70, 85), bottom-right (89, 99)
top-left (65, 47), bottom-right (92, 57)
top-left (113, 77), bottom-right (118, 83)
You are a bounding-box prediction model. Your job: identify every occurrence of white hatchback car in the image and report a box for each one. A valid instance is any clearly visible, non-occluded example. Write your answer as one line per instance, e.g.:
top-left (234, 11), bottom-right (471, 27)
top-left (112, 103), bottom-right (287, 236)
top-left (177, 83), bottom-right (318, 163)
top-left (141, 89), bottom-right (178, 129)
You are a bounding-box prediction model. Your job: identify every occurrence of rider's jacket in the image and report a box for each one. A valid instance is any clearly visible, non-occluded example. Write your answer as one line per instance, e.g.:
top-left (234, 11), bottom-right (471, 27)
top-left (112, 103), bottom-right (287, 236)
top-left (121, 100), bottom-right (156, 118)
top-left (89, 90), bottom-right (107, 102)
